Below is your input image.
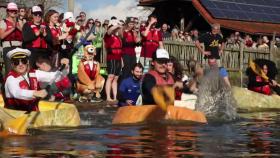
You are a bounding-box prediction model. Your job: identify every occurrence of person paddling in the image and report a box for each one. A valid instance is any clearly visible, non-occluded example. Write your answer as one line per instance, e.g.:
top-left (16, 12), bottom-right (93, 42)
top-left (141, 49), bottom-right (174, 105)
top-left (3, 48), bottom-right (69, 111)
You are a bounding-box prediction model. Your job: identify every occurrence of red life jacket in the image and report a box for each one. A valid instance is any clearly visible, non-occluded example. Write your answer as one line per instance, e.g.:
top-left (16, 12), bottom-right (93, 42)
top-left (250, 76), bottom-right (271, 95)
top-left (83, 60), bottom-right (98, 80)
top-left (140, 28), bottom-right (161, 58)
top-left (50, 25), bottom-right (62, 50)
top-left (50, 25), bottom-right (61, 38)
top-left (3, 19), bottom-right (22, 41)
top-left (54, 76), bottom-right (71, 100)
top-left (4, 69), bottom-right (40, 111)
top-left (26, 22), bottom-right (48, 49)
top-left (148, 70), bottom-right (174, 86)
top-left (122, 30), bottom-right (136, 56)
top-left (104, 33), bottom-right (122, 60)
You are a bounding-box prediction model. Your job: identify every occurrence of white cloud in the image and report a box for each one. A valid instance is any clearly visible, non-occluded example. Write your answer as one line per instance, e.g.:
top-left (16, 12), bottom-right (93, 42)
top-left (87, 0), bottom-right (153, 21)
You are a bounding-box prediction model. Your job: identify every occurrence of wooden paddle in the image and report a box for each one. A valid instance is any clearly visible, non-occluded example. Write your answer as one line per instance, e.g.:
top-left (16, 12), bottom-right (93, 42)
top-left (151, 85), bottom-right (175, 111)
top-left (4, 114), bottom-right (30, 135)
top-left (249, 59), bottom-right (269, 81)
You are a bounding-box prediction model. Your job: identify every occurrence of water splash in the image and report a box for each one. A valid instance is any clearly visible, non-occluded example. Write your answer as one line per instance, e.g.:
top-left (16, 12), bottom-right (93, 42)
top-left (195, 67), bottom-right (238, 121)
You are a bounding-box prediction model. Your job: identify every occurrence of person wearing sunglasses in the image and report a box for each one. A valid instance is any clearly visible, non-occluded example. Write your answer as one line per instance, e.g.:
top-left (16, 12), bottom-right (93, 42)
top-left (0, 2), bottom-right (23, 74)
top-left (22, 6), bottom-right (53, 69)
top-left (141, 49), bottom-right (174, 105)
top-left (4, 48), bottom-right (69, 111)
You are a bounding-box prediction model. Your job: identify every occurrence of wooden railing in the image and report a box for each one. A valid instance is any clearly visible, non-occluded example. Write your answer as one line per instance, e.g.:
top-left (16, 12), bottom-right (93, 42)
top-left (162, 40), bottom-right (280, 86)
top-left (163, 40), bottom-right (276, 71)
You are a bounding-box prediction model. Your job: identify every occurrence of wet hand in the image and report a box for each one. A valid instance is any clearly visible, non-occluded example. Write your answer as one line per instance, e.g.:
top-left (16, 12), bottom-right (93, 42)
top-left (126, 100), bottom-right (134, 105)
top-left (33, 89), bottom-right (48, 98)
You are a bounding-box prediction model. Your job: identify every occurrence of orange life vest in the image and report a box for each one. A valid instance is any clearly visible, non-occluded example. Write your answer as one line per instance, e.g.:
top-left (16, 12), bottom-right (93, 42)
top-left (148, 70), bottom-right (174, 86)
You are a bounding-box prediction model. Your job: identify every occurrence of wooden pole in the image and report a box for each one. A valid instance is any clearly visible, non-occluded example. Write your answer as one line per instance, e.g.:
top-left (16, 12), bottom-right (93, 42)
top-left (270, 32), bottom-right (276, 61)
top-left (68, 0), bottom-right (74, 13)
top-left (240, 42), bottom-right (244, 88)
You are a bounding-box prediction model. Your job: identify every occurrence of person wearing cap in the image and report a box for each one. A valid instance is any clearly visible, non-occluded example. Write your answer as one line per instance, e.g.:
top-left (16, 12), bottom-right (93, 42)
top-left (92, 18), bottom-right (105, 63)
top-left (120, 17), bottom-right (140, 80)
top-left (141, 49), bottom-right (174, 105)
top-left (3, 48), bottom-right (69, 111)
top-left (104, 20), bottom-right (123, 103)
top-left (0, 2), bottom-right (23, 74)
top-left (140, 14), bottom-right (164, 71)
top-left (22, 5), bottom-right (53, 68)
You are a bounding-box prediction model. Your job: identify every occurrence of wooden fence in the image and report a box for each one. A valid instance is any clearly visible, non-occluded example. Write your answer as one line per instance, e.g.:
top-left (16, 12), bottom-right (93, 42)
top-left (162, 40), bottom-right (280, 86)
top-left (163, 40), bottom-right (274, 71)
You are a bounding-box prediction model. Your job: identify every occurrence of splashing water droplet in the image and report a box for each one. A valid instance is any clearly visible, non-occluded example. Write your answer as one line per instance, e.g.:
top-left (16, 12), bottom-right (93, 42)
top-left (195, 67), bottom-right (238, 121)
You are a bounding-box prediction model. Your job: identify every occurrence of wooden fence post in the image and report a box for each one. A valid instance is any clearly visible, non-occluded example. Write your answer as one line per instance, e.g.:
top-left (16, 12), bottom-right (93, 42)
top-left (240, 42), bottom-right (244, 87)
top-left (270, 32), bottom-right (276, 61)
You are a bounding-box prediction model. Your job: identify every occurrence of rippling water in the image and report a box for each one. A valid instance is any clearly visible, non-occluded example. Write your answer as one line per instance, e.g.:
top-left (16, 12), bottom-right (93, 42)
top-left (1, 107), bottom-right (280, 157)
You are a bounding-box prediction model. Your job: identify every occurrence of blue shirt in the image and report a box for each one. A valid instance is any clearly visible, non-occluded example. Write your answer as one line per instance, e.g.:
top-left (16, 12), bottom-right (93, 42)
top-left (219, 67), bottom-right (228, 78)
top-left (118, 77), bottom-right (141, 106)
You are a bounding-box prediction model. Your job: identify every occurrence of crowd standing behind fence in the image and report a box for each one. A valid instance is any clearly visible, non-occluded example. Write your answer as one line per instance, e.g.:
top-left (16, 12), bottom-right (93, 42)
top-left (0, 2), bottom-right (279, 104)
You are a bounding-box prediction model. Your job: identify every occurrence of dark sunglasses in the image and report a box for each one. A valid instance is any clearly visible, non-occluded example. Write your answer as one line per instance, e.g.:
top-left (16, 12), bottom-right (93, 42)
top-left (156, 59), bottom-right (168, 64)
top-left (33, 13), bottom-right (42, 17)
top-left (12, 58), bottom-right (28, 66)
top-left (8, 10), bottom-right (18, 13)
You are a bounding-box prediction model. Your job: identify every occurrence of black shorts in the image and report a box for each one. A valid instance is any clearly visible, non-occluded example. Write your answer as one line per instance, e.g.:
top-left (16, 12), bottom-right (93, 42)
top-left (107, 60), bottom-right (122, 76)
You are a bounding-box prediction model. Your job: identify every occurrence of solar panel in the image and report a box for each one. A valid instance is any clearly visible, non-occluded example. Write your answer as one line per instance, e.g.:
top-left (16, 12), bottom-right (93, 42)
top-left (200, 0), bottom-right (280, 24)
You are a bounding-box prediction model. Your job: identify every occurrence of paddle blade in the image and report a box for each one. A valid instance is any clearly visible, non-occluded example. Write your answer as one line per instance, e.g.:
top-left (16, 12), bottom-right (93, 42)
top-left (249, 59), bottom-right (269, 81)
top-left (5, 115), bottom-right (29, 135)
top-left (151, 85), bottom-right (175, 111)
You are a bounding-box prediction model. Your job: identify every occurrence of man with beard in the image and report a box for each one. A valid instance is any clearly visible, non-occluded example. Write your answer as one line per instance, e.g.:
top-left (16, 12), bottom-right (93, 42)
top-left (140, 15), bottom-right (163, 72)
top-left (141, 49), bottom-right (174, 105)
top-left (118, 63), bottom-right (143, 106)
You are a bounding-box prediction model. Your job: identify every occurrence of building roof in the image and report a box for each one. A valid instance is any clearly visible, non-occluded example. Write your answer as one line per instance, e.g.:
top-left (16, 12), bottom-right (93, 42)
top-left (193, 0), bottom-right (280, 35)
top-left (138, 0), bottom-right (280, 35)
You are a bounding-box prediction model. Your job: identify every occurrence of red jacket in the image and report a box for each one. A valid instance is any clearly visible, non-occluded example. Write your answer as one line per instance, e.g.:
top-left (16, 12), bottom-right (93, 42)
top-left (140, 28), bottom-right (162, 58)
top-left (104, 33), bottom-right (122, 60)
top-left (249, 76), bottom-right (271, 95)
top-left (122, 30), bottom-right (136, 56)
top-left (25, 22), bottom-right (48, 49)
top-left (3, 19), bottom-right (22, 41)
top-left (4, 70), bottom-right (40, 111)
top-left (82, 60), bottom-right (98, 80)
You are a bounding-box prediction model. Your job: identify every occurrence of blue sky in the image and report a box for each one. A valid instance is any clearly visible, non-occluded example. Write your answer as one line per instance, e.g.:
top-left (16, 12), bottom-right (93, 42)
top-left (59, 0), bottom-right (152, 21)
top-left (73, 0), bottom-right (119, 13)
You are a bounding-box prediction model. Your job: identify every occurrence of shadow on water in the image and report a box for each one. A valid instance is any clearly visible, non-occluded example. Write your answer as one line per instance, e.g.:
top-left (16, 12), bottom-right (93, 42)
top-left (195, 67), bottom-right (238, 121)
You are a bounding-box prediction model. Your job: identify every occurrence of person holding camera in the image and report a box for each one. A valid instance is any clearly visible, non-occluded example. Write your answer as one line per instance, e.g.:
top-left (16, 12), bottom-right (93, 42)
top-left (22, 6), bottom-right (53, 68)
